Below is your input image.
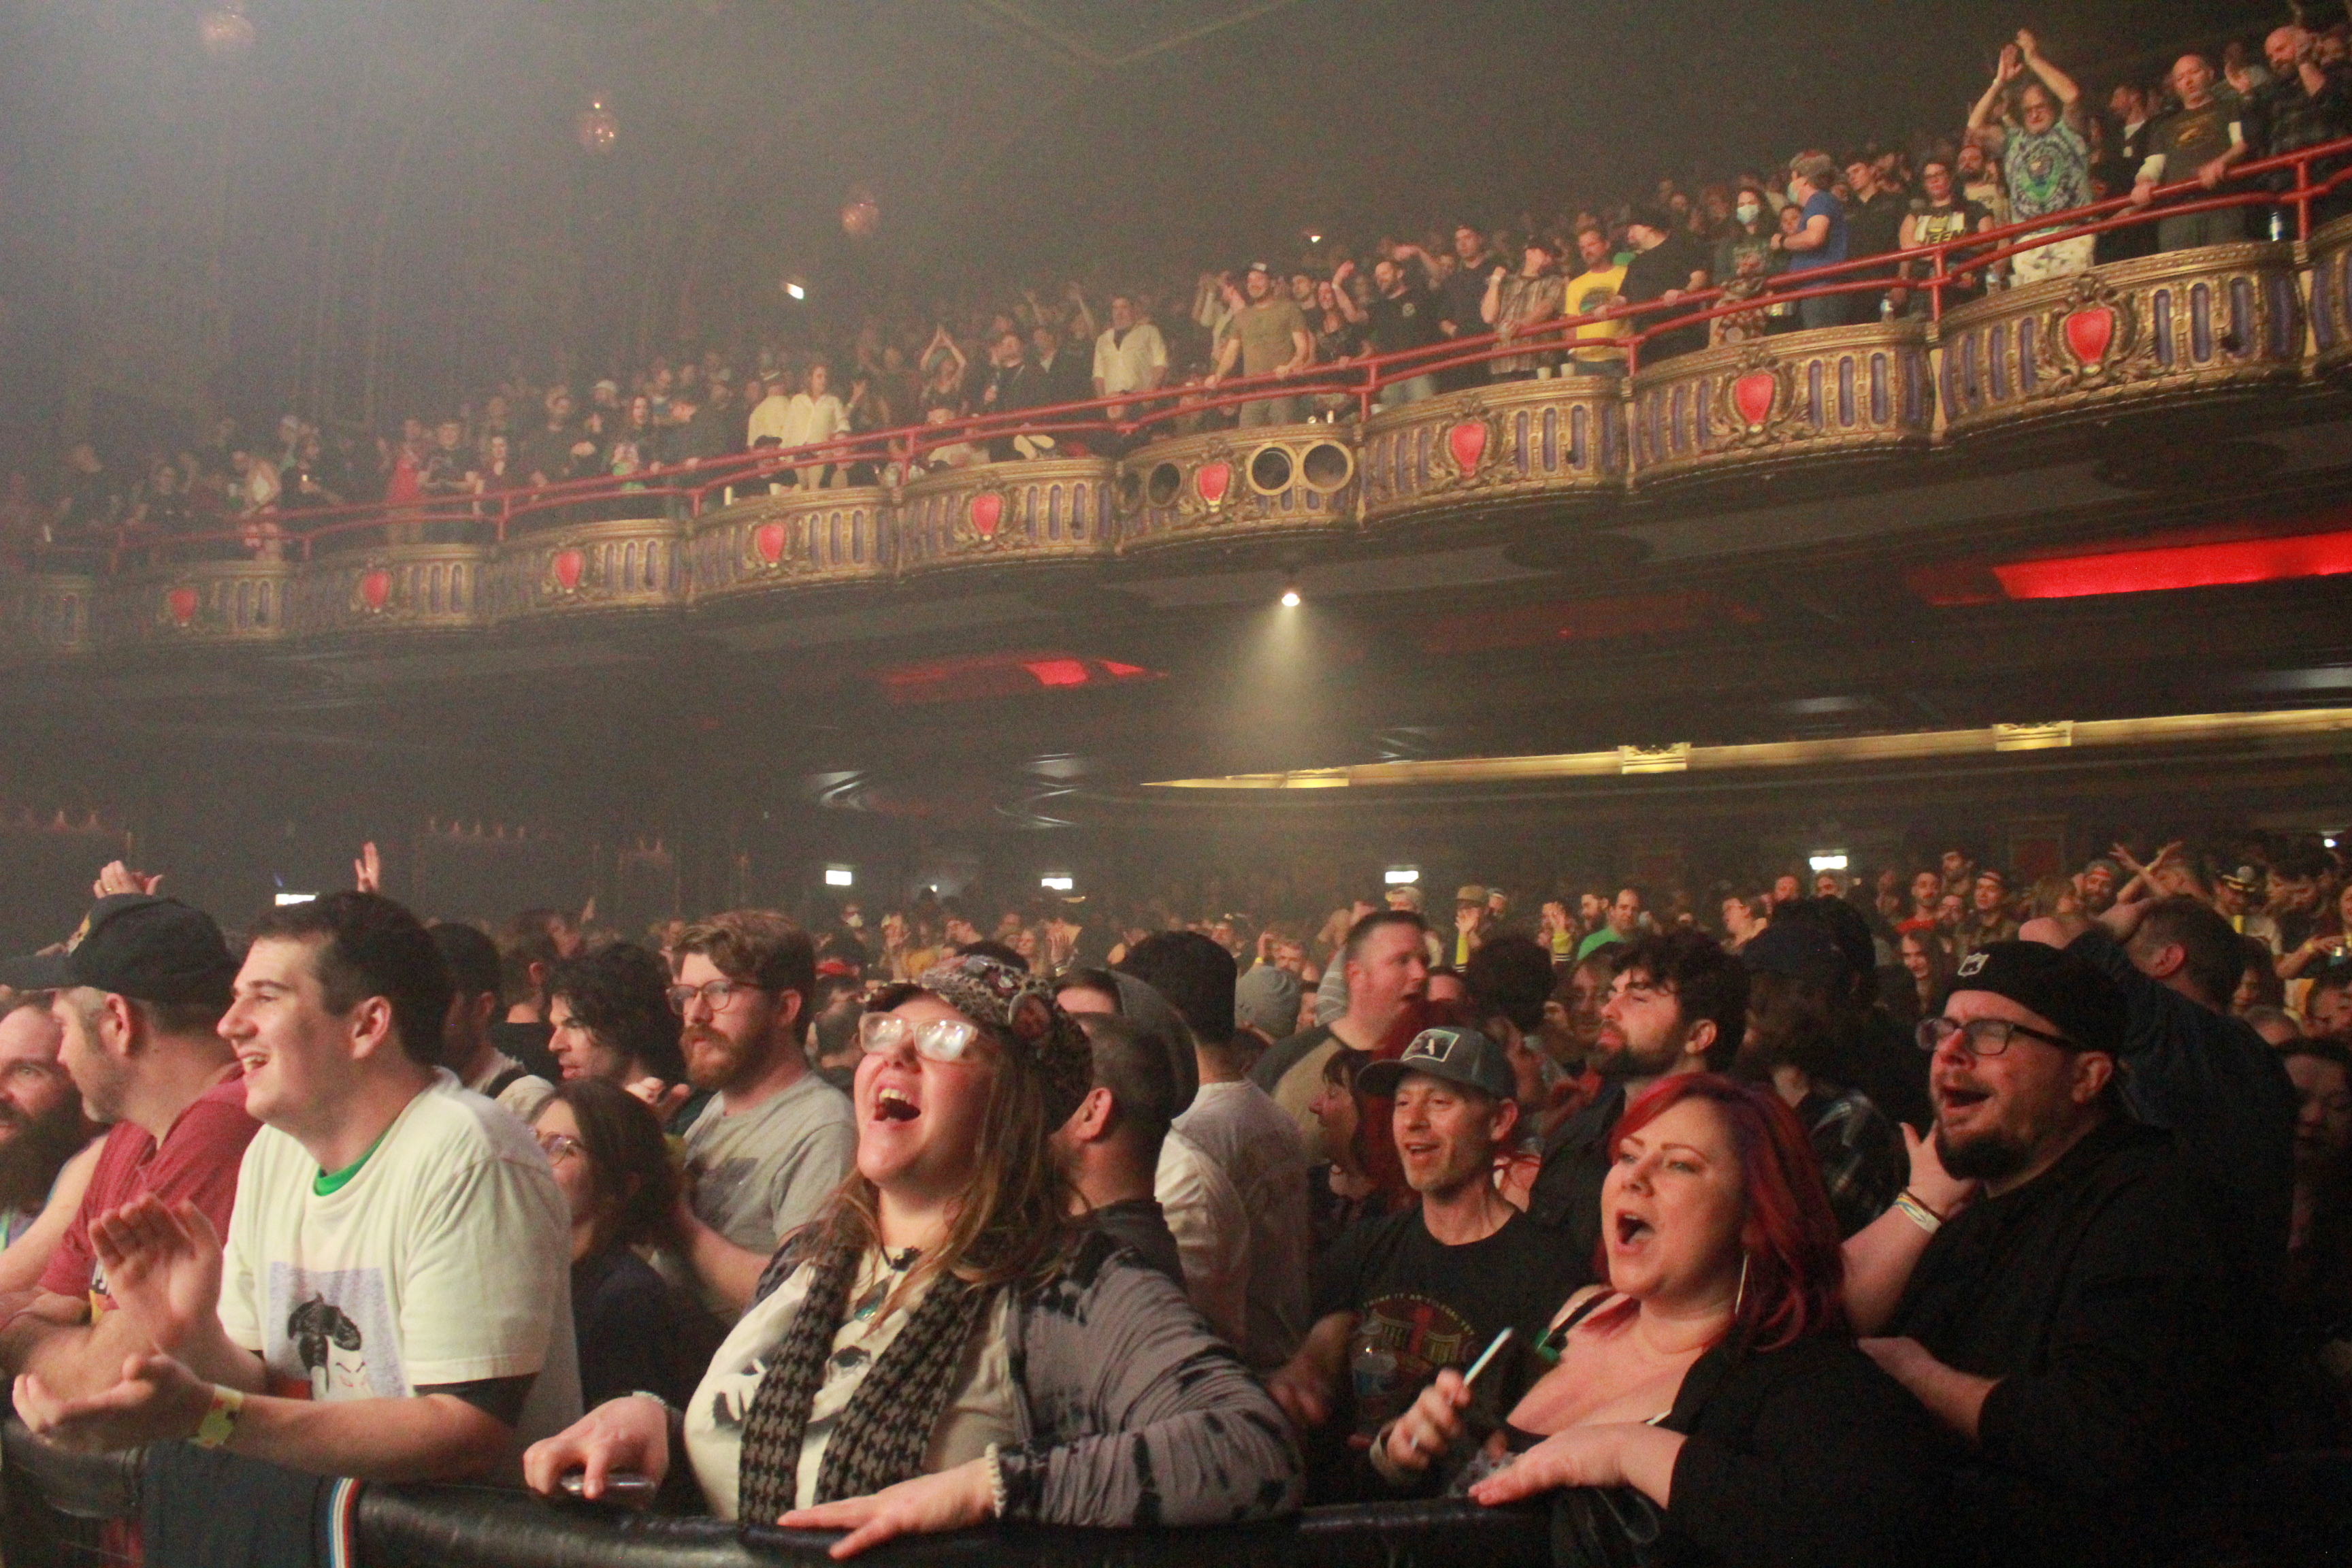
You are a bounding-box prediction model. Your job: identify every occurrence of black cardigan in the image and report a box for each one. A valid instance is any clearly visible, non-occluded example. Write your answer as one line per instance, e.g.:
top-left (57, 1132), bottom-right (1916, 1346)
top-left (1656, 1333), bottom-right (1942, 1568)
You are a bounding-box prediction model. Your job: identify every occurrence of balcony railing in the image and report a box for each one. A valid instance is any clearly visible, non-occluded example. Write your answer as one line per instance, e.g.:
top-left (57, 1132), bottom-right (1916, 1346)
top-left (11, 141), bottom-right (2352, 659)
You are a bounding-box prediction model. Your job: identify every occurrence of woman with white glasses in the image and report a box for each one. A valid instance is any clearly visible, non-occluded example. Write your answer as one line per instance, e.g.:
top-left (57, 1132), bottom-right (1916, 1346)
top-left (524, 954), bottom-right (1299, 1556)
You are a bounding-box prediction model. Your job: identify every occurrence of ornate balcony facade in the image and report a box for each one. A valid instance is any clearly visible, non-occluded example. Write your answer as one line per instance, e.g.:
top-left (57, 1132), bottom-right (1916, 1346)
top-left (3, 571), bottom-right (96, 662)
top-left (1938, 242), bottom-right (2306, 439)
top-left (2305, 213), bottom-right (2352, 380)
top-left (3, 240), bottom-right (2340, 662)
top-left (1116, 425), bottom-right (1359, 555)
top-left (487, 518), bottom-right (686, 624)
top-left (99, 559), bottom-right (299, 649)
top-left (898, 459), bottom-right (1118, 576)
top-left (1359, 378), bottom-right (1624, 529)
top-left (690, 486), bottom-right (894, 607)
top-left (293, 545), bottom-right (495, 638)
top-left (1628, 321), bottom-right (1935, 488)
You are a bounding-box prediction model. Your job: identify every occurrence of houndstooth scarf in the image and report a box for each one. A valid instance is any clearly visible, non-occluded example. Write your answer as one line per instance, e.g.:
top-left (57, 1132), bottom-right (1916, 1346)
top-left (735, 1241), bottom-right (994, 1523)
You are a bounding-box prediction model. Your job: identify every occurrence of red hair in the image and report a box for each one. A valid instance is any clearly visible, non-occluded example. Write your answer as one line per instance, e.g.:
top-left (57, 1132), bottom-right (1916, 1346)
top-left (1607, 1074), bottom-right (1847, 1352)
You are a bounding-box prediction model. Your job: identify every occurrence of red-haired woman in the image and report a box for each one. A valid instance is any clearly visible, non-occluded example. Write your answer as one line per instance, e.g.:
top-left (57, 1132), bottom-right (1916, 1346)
top-left (1376, 1075), bottom-right (1938, 1567)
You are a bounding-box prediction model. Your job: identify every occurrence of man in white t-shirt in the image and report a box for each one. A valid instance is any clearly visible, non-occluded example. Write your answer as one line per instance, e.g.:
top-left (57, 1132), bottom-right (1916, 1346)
top-left (664, 911), bottom-right (855, 1318)
top-left (14, 892), bottom-right (580, 1484)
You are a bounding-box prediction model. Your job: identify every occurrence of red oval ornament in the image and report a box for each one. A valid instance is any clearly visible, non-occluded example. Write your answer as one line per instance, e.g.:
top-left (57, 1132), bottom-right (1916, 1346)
top-left (358, 569), bottom-right (392, 610)
top-left (2063, 306), bottom-right (2114, 367)
top-left (1732, 370), bottom-right (1778, 427)
top-left (1196, 460), bottom-right (1231, 505)
top-left (970, 491), bottom-right (1002, 539)
top-left (551, 548), bottom-right (585, 591)
top-left (166, 585), bottom-right (199, 626)
top-left (1448, 420), bottom-right (1488, 472)
top-left (754, 521), bottom-right (788, 564)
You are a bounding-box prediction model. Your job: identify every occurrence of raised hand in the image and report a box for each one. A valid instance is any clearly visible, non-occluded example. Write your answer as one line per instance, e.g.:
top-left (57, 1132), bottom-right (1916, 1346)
top-left (92, 861), bottom-right (163, 899)
top-left (353, 841), bottom-right (381, 893)
top-left (1901, 1122), bottom-right (1976, 1219)
top-left (88, 1196), bottom-right (225, 1357)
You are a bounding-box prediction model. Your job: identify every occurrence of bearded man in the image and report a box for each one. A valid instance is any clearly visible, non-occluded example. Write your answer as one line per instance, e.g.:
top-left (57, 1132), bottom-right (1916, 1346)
top-left (664, 911), bottom-right (855, 1319)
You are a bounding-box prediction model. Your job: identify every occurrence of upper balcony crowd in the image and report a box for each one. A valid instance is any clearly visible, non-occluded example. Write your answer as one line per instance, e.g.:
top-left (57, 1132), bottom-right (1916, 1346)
top-left (12, 18), bottom-right (2352, 569)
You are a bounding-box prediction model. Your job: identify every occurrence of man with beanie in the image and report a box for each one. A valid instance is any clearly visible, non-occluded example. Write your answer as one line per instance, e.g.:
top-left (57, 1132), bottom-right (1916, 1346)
top-left (0, 896), bottom-right (258, 1396)
top-left (1848, 941), bottom-right (2261, 1568)
top-left (1235, 962), bottom-right (1303, 1050)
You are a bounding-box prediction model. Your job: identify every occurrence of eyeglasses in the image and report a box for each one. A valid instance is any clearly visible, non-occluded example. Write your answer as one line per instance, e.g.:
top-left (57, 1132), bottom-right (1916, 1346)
top-left (665, 979), bottom-right (773, 1016)
top-left (536, 1132), bottom-right (584, 1162)
top-left (858, 1013), bottom-right (981, 1063)
top-left (1915, 1015), bottom-right (2076, 1057)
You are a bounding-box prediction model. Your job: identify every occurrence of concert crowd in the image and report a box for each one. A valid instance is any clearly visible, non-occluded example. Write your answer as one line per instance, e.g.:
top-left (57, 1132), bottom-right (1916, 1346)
top-left (0, 813), bottom-right (2339, 1567)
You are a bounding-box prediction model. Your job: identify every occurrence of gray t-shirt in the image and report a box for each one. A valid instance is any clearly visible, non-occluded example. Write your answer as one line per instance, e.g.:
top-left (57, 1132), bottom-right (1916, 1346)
top-left (681, 1071), bottom-right (856, 1262)
top-left (1172, 1079), bottom-right (1312, 1370)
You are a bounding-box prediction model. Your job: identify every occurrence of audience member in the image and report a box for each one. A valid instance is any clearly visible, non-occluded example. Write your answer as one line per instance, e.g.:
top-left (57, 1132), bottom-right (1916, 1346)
top-left (15, 892), bottom-right (582, 1482)
top-left (521, 955), bottom-right (1301, 1544)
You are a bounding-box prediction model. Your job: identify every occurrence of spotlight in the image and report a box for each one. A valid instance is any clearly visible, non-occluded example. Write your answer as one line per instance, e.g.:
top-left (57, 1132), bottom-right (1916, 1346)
top-left (575, 99), bottom-right (619, 153)
top-left (272, 892), bottom-right (316, 906)
top-left (823, 865), bottom-right (853, 887)
top-left (200, 2), bottom-right (255, 56)
top-left (1040, 874), bottom-right (1075, 892)
top-left (785, 281), bottom-right (807, 301)
top-left (1807, 852), bottom-right (1849, 873)
top-left (1384, 866), bottom-right (1420, 885)
top-left (1279, 578), bottom-right (1301, 608)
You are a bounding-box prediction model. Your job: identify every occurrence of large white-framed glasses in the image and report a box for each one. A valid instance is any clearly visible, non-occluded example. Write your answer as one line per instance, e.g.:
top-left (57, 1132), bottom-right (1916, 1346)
top-left (859, 1013), bottom-right (981, 1062)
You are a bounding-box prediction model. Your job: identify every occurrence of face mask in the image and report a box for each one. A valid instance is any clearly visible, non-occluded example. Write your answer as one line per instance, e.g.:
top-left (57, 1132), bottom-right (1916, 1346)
top-left (1787, 182), bottom-right (1804, 205)
top-left (1735, 201), bottom-right (1763, 225)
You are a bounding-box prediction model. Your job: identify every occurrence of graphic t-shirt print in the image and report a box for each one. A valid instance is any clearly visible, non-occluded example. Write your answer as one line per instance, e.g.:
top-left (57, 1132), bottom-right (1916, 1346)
top-left (1349, 1290), bottom-right (1476, 1432)
top-left (263, 1262), bottom-right (404, 1400)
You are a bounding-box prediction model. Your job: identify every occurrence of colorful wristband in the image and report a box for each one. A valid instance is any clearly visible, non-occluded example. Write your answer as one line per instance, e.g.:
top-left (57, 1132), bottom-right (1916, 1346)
top-left (1894, 1190), bottom-right (1945, 1235)
top-left (193, 1384), bottom-right (244, 1450)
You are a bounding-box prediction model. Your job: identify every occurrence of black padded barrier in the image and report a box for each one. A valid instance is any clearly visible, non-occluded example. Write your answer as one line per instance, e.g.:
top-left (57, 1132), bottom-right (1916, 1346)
top-left (10, 1419), bottom-right (2352, 1568)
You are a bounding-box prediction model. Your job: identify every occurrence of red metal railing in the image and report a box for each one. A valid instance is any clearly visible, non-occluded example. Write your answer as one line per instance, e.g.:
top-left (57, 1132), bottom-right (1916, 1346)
top-left (48, 133), bottom-right (2352, 576)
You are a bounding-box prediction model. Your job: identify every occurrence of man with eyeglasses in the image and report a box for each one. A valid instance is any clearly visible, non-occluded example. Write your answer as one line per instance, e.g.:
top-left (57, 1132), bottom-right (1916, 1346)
top-left (662, 911), bottom-right (854, 1320)
top-left (1844, 941), bottom-right (2261, 1568)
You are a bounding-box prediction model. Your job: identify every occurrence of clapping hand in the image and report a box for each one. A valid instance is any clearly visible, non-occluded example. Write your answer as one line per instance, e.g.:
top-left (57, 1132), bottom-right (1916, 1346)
top-left (93, 861), bottom-right (163, 899)
top-left (87, 1195), bottom-right (225, 1357)
top-left (16, 1352), bottom-right (212, 1452)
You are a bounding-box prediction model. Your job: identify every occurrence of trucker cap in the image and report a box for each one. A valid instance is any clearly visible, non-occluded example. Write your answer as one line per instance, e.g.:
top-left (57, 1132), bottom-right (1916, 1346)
top-left (0, 895), bottom-right (238, 1007)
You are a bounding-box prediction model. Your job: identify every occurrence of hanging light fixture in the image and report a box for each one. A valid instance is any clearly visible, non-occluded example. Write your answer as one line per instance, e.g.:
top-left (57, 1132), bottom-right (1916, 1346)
top-left (199, 1), bottom-right (255, 56)
top-left (575, 98), bottom-right (619, 154)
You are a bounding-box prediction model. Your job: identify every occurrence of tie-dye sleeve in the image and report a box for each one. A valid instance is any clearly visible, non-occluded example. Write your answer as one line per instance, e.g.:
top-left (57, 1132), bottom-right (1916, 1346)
top-left (994, 1232), bottom-right (1302, 1528)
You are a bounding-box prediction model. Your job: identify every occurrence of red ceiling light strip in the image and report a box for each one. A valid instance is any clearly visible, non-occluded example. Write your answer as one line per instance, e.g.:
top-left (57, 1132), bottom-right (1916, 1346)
top-left (1908, 523), bottom-right (2352, 606)
top-left (877, 651), bottom-right (1164, 704)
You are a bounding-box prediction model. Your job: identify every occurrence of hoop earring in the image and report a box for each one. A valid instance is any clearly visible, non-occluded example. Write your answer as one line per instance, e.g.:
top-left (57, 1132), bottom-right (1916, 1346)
top-left (1733, 1252), bottom-right (1750, 1319)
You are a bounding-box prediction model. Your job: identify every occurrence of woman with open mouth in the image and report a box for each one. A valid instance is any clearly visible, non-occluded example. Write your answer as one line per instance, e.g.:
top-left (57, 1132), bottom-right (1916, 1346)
top-left (523, 953), bottom-right (1299, 1557)
top-left (1373, 1075), bottom-right (1940, 1567)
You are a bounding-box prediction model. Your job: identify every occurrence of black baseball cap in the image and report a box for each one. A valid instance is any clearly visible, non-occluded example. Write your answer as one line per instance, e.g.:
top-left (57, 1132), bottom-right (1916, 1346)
top-left (1946, 941), bottom-right (2127, 1056)
top-left (0, 895), bottom-right (238, 1007)
top-left (1740, 919), bottom-right (1848, 990)
top-left (1359, 1026), bottom-right (1516, 1100)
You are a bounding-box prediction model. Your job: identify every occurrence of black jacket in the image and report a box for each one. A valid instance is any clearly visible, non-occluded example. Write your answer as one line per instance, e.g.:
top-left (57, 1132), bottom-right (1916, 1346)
top-left (2069, 928), bottom-right (2296, 1295)
top-left (1659, 1333), bottom-right (1942, 1568)
top-left (1522, 1080), bottom-right (1626, 1288)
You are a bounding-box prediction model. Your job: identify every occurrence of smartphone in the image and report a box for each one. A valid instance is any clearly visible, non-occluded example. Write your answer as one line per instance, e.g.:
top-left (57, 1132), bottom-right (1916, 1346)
top-left (559, 1471), bottom-right (657, 1501)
